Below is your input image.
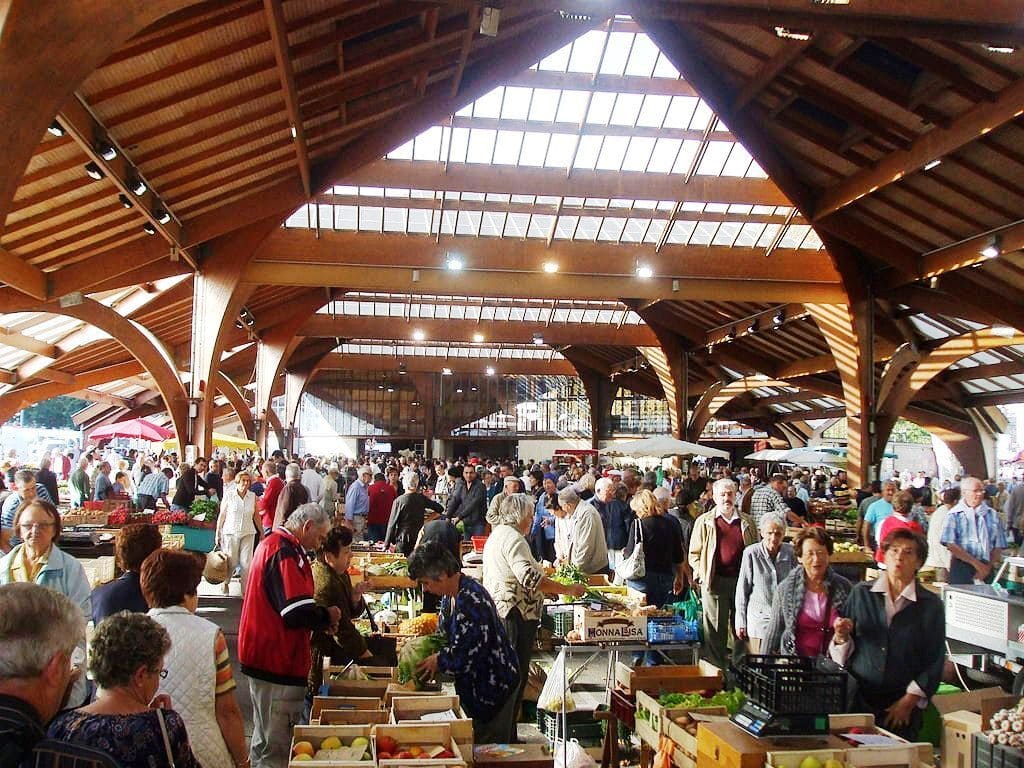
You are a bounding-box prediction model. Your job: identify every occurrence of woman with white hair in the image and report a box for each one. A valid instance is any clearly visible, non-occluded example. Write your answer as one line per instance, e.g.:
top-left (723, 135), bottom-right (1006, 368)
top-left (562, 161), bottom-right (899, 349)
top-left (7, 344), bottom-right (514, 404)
top-left (734, 511), bottom-right (796, 653)
top-left (554, 486), bottom-right (609, 576)
top-left (483, 493), bottom-right (586, 738)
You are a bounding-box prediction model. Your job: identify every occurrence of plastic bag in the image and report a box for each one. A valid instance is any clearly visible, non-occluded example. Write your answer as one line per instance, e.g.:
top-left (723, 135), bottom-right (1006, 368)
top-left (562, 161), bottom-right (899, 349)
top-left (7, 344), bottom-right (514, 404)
top-left (653, 736), bottom-right (674, 768)
top-left (538, 653), bottom-right (575, 712)
top-left (553, 740), bottom-right (597, 768)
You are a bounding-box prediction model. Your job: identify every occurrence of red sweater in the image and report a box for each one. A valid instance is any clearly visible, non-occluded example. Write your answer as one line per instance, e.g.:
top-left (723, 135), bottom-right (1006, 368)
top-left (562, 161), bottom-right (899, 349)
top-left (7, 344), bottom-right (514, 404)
top-left (259, 476), bottom-right (285, 530)
top-left (368, 480), bottom-right (397, 526)
top-left (714, 515), bottom-right (745, 578)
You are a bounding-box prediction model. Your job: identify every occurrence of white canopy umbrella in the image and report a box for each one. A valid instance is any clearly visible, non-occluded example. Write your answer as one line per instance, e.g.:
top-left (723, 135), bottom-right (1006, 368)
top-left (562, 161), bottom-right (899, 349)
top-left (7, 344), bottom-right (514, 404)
top-left (744, 449), bottom-right (792, 462)
top-left (777, 448), bottom-right (847, 466)
top-left (604, 436), bottom-right (730, 459)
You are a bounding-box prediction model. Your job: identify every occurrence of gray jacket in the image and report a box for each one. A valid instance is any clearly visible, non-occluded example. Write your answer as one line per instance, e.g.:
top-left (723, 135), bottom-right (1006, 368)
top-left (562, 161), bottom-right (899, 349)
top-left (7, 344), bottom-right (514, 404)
top-left (735, 542), bottom-right (797, 639)
top-left (763, 566), bottom-right (852, 656)
top-left (445, 479), bottom-right (487, 528)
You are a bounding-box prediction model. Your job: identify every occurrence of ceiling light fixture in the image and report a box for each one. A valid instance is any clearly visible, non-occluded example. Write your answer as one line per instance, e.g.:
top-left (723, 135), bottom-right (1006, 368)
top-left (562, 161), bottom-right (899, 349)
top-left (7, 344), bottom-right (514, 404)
top-left (143, 222), bottom-right (157, 235)
top-left (984, 44), bottom-right (1017, 54)
top-left (155, 209), bottom-right (171, 225)
top-left (118, 194), bottom-right (133, 209)
top-left (636, 265), bottom-right (654, 279)
top-left (47, 121), bottom-right (65, 137)
top-left (485, 366), bottom-right (495, 376)
top-left (471, 385), bottom-right (478, 392)
top-left (542, 261), bottom-right (559, 273)
top-left (398, 362), bottom-right (407, 375)
top-left (980, 241), bottom-right (1001, 259)
top-left (290, 125), bottom-right (298, 138)
top-left (923, 159), bottom-right (941, 171)
top-left (412, 329), bottom-right (426, 341)
top-left (456, 387), bottom-right (463, 394)
top-left (446, 256), bottom-right (463, 271)
top-left (411, 400), bottom-right (420, 406)
top-left (533, 333), bottom-right (544, 345)
top-left (386, 386), bottom-right (395, 393)
top-left (472, 332), bottom-right (485, 343)
top-left (378, 383), bottom-right (385, 390)
top-left (726, 327), bottom-right (737, 340)
top-left (747, 319), bottom-right (759, 334)
top-left (773, 309), bottom-right (785, 326)
top-left (84, 162), bottom-right (105, 180)
top-left (442, 367), bottom-right (453, 376)
top-left (774, 26), bottom-right (812, 41)
top-left (929, 276), bottom-right (940, 289)
top-left (97, 142), bottom-right (117, 161)
top-left (131, 179), bottom-right (146, 196)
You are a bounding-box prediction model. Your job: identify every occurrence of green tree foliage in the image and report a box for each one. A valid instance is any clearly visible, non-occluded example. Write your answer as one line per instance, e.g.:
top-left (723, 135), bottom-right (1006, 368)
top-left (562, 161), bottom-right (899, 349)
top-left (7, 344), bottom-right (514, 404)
top-left (12, 396), bottom-right (89, 429)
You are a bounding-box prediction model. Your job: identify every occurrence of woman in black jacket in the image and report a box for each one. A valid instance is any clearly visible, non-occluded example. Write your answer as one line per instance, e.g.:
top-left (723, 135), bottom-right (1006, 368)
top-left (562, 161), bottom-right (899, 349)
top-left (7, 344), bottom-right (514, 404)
top-left (621, 490), bottom-right (684, 607)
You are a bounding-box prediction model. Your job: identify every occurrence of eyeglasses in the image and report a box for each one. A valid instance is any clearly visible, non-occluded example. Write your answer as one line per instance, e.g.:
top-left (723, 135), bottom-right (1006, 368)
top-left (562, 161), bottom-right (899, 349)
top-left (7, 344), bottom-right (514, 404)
top-left (152, 668), bottom-right (168, 679)
top-left (19, 522), bottom-right (55, 531)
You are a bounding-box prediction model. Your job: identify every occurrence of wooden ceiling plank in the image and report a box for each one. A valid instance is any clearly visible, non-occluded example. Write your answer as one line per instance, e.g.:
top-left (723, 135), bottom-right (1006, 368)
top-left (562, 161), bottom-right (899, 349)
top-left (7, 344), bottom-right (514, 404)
top-left (814, 75), bottom-right (1024, 220)
top-left (450, 4), bottom-right (479, 98)
top-left (263, 0), bottom-right (311, 197)
top-left (733, 39), bottom-right (811, 112)
top-left (0, 245), bottom-right (48, 300)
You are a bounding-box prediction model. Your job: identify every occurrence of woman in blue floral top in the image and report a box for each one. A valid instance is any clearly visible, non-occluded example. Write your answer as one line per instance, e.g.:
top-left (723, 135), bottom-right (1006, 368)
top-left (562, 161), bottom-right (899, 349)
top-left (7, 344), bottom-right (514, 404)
top-left (409, 541), bottom-right (519, 743)
top-left (48, 612), bottom-right (200, 768)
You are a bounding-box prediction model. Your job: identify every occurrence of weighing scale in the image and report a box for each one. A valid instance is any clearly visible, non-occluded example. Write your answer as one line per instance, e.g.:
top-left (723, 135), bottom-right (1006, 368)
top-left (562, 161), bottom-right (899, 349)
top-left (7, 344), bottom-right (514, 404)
top-left (730, 655), bottom-right (846, 737)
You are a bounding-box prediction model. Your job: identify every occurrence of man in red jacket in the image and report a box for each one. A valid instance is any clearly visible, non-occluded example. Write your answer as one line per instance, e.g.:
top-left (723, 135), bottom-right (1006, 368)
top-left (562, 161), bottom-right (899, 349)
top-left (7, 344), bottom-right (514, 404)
top-left (367, 472), bottom-right (397, 542)
top-left (239, 502), bottom-right (340, 768)
top-left (258, 460), bottom-right (286, 534)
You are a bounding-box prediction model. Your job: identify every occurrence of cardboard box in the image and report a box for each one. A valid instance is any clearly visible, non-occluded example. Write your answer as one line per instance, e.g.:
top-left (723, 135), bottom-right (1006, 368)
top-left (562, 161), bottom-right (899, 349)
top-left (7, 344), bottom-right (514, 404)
top-left (573, 607), bottom-right (646, 642)
top-left (937, 689), bottom-right (1017, 768)
top-left (616, 661), bottom-right (723, 696)
top-left (289, 724), bottom-right (375, 767)
top-left (373, 723), bottom-right (465, 767)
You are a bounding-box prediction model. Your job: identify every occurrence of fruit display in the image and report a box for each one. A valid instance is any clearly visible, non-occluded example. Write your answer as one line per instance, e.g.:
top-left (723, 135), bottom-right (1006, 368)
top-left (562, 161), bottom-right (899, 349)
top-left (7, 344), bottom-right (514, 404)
top-left (397, 613), bottom-right (438, 636)
top-left (657, 689), bottom-right (746, 716)
top-left (397, 634), bottom-right (446, 689)
top-left (367, 561), bottom-right (409, 577)
top-left (375, 736), bottom-right (455, 761)
top-left (832, 541), bottom-right (863, 554)
top-left (290, 735), bottom-right (374, 763)
top-left (984, 700), bottom-right (1024, 748)
top-left (774, 758), bottom-right (845, 768)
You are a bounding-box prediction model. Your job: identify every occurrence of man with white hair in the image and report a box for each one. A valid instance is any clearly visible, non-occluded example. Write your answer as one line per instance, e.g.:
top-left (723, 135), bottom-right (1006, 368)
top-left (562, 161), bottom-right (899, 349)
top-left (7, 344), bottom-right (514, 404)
top-left (941, 476), bottom-right (1007, 585)
top-left (301, 457), bottom-right (323, 504)
top-left (485, 475), bottom-right (523, 527)
top-left (594, 477), bottom-right (630, 571)
top-left (0, 583), bottom-right (116, 767)
top-left (273, 462), bottom-right (310, 528)
top-left (345, 466), bottom-right (372, 527)
top-left (240, 503), bottom-right (340, 768)
top-left (689, 478), bottom-right (756, 669)
top-left (554, 486), bottom-right (608, 575)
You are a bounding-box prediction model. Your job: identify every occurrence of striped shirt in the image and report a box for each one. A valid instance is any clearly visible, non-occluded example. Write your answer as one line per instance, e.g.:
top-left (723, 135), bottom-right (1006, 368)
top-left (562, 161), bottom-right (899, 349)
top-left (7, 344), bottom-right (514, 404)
top-left (213, 632), bottom-right (235, 696)
top-left (0, 693), bottom-right (120, 768)
top-left (940, 500), bottom-right (1007, 564)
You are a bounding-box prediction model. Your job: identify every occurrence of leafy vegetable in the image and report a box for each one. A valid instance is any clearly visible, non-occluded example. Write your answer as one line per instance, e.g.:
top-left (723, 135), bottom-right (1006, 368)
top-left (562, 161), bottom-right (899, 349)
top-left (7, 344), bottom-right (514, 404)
top-left (658, 689), bottom-right (746, 715)
top-left (553, 563), bottom-right (587, 584)
top-left (397, 634), bottom-right (446, 689)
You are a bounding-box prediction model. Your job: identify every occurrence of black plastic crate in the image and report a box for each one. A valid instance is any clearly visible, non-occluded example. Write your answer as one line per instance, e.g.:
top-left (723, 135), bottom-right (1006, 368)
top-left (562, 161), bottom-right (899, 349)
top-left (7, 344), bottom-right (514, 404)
top-left (537, 708), bottom-right (604, 746)
top-left (975, 732), bottom-right (1024, 768)
top-left (732, 655), bottom-right (846, 715)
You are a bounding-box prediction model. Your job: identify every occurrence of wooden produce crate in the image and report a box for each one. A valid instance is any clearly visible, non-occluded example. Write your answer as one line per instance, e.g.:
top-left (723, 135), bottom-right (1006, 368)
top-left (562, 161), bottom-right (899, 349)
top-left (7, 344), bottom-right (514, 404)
top-left (615, 661), bottom-right (723, 696)
top-left (846, 745), bottom-right (932, 768)
top-left (663, 708), bottom-right (729, 768)
top-left (289, 724), bottom-right (375, 767)
top-left (364, 574), bottom-right (418, 589)
top-left (391, 695), bottom-right (473, 764)
top-left (696, 720), bottom-right (767, 768)
top-left (62, 510), bottom-right (110, 527)
top-left (830, 551), bottom-right (874, 564)
top-left (385, 683), bottom-right (443, 708)
top-left (79, 555), bottom-right (116, 587)
top-left (766, 746), bottom-right (847, 768)
top-left (373, 723), bottom-right (465, 767)
top-left (321, 709), bottom-right (391, 726)
top-left (321, 662), bottom-right (396, 698)
top-left (310, 696), bottom-right (383, 725)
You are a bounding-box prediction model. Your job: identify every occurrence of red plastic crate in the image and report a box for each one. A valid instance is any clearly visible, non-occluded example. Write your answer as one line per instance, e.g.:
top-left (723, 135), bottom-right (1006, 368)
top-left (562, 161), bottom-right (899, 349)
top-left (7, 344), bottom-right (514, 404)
top-left (471, 535), bottom-right (488, 553)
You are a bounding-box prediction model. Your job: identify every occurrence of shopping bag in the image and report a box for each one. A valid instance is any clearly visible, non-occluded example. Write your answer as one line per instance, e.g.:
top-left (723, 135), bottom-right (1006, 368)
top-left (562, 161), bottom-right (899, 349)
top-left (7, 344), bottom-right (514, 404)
top-left (553, 739), bottom-right (597, 768)
top-left (538, 653), bottom-right (575, 712)
top-left (615, 519), bottom-right (646, 581)
top-left (653, 735), bottom-right (674, 768)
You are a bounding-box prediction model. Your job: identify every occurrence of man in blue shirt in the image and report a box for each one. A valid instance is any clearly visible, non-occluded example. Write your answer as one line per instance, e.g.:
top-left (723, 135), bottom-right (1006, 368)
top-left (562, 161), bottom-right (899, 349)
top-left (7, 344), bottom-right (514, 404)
top-left (531, 478), bottom-right (558, 562)
top-left (862, 480), bottom-right (897, 549)
top-left (345, 466), bottom-right (371, 523)
top-left (941, 476), bottom-right (1007, 585)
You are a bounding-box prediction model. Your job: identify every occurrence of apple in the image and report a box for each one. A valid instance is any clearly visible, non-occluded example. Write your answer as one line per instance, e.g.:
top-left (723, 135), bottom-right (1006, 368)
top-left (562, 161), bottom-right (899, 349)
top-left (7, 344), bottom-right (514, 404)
top-left (408, 747), bottom-right (424, 757)
top-left (293, 742), bottom-right (315, 758)
top-left (435, 750), bottom-right (455, 760)
top-left (378, 736), bottom-right (399, 755)
top-left (379, 753), bottom-right (393, 760)
top-left (395, 751), bottom-right (413, 759)
top-left (799, 758), bottom-right (822, 768)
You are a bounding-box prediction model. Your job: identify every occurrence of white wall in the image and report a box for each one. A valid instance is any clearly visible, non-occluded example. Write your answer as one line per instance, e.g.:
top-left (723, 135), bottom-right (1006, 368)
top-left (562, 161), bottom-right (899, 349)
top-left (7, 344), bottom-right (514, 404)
top-left (517, 437), bottom-right (593, 464)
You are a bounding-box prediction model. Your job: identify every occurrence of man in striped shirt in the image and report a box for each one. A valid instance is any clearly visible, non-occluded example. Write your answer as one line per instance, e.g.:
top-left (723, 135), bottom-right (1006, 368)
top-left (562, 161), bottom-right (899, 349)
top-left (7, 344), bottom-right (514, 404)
top-left (0, 583), bottom-right (118, 767)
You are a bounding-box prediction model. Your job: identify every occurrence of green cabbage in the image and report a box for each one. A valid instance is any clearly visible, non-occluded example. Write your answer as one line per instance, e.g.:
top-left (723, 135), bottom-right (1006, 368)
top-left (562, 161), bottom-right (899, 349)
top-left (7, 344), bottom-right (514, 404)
top-left (397, 634), bottom-right (446, 689)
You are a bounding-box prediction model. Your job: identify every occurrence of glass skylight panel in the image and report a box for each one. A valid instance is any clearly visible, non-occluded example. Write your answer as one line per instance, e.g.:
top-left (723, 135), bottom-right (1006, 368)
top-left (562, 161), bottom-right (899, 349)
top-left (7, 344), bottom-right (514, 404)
top-left (689, 100), bottom-right (715, 130)
top-left (518, 132), bottom-right (550, 166)
top-left (335, 206), bottom-right (357, 231)
top-left (626, 34), bottom-right (661, 76)
top-left (545, 134), bottom-right (578, 167)
top-left (581, 93), bottom-right (615, 127)
top-left (466, 129), bottom-right (497, 163)
top-left (538, 42), bottom-right (571, 72)
top-left (510, 194), bottom-right (535, 204)
top-left (460, 191), bottom-right (485, 202)
top-left (437, 210), bottom-right (456, 236)
top-left (553, 308), bottom-right (570, 322)
top-left (412, 126), bottom-right (443, 160)
top-left (751, 205), bottom-right (775, 215)
top-left (802, 229), bottom-right (823, 249)
top-left (554, 215), bottom-right (578, 239)
top-left (568, 308), bottom-right (584, 322)
top-left (334, 185), bottom-right (359, 195)
top-left (704, 202), bottom-right (729, 213)
top-left (410, 189), bottom-right (436, 199)
top-left (644, 219), bottom-right (667, 244)
top-left (505, 212), bottom-right (530, 236)
top-left (575, 216), bottom-right (601, 239)
top-left (721, 144), bottom-right (754, 176)
top-left (572, 135), bottom-right (603, 169)
top-left (636, 94), bottom-right (671, 128)
top-left (696, 141), bottom-right (732, 175)
top-left (389, 139), bottom-right (413, 160)
top-left (318, 205), bottom-right (334, 229)
top-left (473, 87), bottom-right (504, 118)
top-left (567, 30), bottom-right (605, 73)
top-left (610, 93), bottom-right (644, 126)
top-left (756, 224), bottom-right (781, 248)
top-left (599, 32), bottom-right (633, 76)
top-left (383, 207), bottom-right (406, 232)
top-left (555, 90), bottom-right (589, 123)
top-left (447, 127), bottom-right (469, 163)
top-left (527, 215), bottom-right (552, 238)
top-left (780, 225), bottom-right (809, 248)
top-left (527, 89), bottom-right (560, 121)
top-left (598, 217), bottom-right (627, 241)
top-left (524, 307), bottom-right (541, 322)
top-left (486, 193), bottom-right (512, 203)
top-left (672, 140), bottom-right (700, 173)
top-left (712, 222), bottom-right (742, 246)
top-left (621, 136), bottom-right (655, 171)
top-left (455, 210), bottom-right (480, 235)
top-left (480, 211), bottom-right (505, 237)
top-left (501, 87), bottom-right (532, 120)
top-left (667, 220), bottom-right (696, 244)
top-left (663, 96), bottom-right (698, 129)
top-left (689, 221), bottom-right (720, 245)
top-left (489, 130), bottom-right (523, 166)
top-left (285, 207), bottom-right (309, 228)
top-left (735, 222), bottom-right (767, 247)
top-left (384, 187), bottom-right (410, 198)
top-left (595, 135), bottom-right (629, 169)
top-left (621, 218), bottom-right (647, 243)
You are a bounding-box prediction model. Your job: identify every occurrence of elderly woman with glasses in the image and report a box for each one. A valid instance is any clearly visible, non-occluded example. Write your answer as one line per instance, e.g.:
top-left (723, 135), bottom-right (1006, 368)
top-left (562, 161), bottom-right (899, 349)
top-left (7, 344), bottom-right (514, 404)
top-left (48, 612), bottom-right (202, 768)
top-left (829, 529), bottom-right (945, 740)
top-left (735, 511), bottom-right (796, 654)
top-left (763, 527), bottom-right (852, 658)
top-left (483, 493), bottom-right (586, 736)
top-left (1, 499), bottom-right (91, 707)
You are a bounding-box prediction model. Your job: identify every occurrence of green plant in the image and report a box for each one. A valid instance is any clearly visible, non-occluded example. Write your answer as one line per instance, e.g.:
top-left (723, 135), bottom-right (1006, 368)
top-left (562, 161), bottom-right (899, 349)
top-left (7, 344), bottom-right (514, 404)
top-left (189, 498), bottom-right (219, 522)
